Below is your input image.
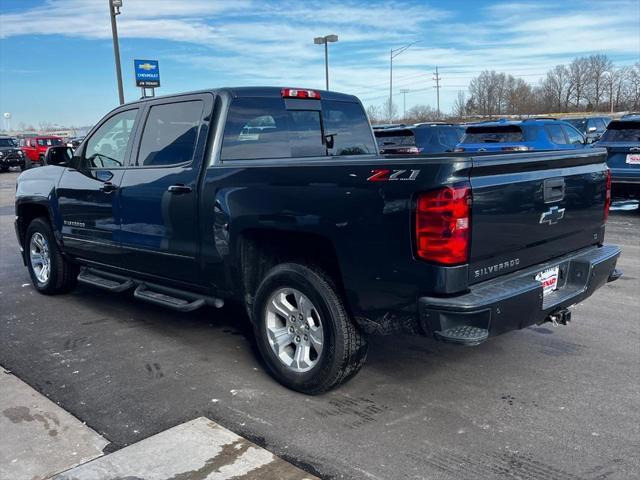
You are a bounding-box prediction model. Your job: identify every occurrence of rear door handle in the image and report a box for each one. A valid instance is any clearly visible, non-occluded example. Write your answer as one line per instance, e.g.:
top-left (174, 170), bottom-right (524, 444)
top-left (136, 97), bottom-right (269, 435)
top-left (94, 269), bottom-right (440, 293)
top-left (100, 182), bottom-right (118, 193)
top-left (167, 184), bottom-right (192, 194)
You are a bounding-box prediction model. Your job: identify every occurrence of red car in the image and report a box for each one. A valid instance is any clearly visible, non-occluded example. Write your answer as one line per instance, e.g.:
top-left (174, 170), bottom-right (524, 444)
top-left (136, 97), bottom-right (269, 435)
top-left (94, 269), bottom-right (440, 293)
top-left (21, 136), bottom-right (64, 166)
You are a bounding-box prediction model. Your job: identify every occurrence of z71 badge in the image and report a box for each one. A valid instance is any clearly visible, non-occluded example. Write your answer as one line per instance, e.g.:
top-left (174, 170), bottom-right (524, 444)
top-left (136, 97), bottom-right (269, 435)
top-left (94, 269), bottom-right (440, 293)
top-left (367, 169), bottom-right (420, 182)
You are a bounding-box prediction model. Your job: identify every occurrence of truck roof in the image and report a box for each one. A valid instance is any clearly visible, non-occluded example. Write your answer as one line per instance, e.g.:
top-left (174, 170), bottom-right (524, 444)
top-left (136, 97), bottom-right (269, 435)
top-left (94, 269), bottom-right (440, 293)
top-left (122, 87), bottom-right (359, 107)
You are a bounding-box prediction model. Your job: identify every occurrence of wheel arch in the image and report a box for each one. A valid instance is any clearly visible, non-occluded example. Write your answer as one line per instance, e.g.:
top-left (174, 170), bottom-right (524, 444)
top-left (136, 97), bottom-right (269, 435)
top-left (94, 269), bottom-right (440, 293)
top-left (15, 198), bottom-right (61, 262)
top-left (237, 228), bottom-right (346, 321)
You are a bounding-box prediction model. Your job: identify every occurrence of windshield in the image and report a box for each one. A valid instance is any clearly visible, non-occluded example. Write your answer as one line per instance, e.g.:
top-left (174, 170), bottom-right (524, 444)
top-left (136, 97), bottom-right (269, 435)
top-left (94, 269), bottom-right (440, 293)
top-left (462, 125), bottom-right (524, 143)
top-left (599, 122), bottom-right (640, 143)
top-left (0, 138), bottom-right (17, 147)
top-left (37, 138), bottom-right (62, 147)
top-left (565, 119), bottom-right (586, 131)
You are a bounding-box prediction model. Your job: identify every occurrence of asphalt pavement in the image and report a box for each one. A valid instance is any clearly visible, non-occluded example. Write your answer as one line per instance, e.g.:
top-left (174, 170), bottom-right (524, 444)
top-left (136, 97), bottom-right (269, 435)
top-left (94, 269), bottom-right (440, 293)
top-left (1, 169), bottom-right (639, 480)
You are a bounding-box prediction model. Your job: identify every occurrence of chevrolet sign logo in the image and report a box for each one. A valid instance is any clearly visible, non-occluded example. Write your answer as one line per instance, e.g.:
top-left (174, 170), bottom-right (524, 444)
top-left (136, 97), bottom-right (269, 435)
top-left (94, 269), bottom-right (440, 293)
top-left (539, 206), bottom-right (565, 225)
top-left (138, 63), bottom-right (156, 71)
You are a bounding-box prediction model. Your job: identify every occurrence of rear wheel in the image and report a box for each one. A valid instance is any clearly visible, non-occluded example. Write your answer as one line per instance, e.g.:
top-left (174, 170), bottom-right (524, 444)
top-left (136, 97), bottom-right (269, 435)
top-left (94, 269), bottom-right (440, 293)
top-left (252, 263), bottom-right (368, 394)
top-left (25, 217), bottom-right (78, 294)
top-left (22, 158), bottom-right (31, 170)
top-left (0, 166), bottom-right (8, 173)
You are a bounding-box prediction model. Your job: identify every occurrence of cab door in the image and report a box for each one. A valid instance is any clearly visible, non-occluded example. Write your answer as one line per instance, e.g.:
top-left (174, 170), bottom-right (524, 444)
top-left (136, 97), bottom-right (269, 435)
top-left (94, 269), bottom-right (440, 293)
top-left (56, 107), bottom-right (141, 266)
top-left (118, 93), bottom-right (213, 285)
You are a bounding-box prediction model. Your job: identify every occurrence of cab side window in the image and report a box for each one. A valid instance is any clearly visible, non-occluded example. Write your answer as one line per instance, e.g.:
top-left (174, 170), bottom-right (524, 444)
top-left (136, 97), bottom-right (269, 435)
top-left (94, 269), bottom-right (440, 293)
top-left (84, 109), bottom-right (138, 168)
top-left (135, 100), bottom-right (203, 167)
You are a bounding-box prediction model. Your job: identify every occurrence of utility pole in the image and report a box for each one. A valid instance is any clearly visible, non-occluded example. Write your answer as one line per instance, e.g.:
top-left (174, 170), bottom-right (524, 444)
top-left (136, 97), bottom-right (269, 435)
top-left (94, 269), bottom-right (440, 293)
top-left (400, 89), bottom-right (410, 118)
top-left (433, 66), bottom-right (441, 118)
top-left (109, 0), bottom-right (125, 105)
top-left (389, 42), bottom-right (418, 123)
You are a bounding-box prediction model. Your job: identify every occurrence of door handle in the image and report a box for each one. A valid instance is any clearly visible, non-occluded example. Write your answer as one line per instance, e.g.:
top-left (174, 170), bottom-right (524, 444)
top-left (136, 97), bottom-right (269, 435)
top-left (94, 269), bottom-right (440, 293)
top-left (167, 184), bottom-right (192, 194)
top-left (100, 182), bottom-right (118, 193)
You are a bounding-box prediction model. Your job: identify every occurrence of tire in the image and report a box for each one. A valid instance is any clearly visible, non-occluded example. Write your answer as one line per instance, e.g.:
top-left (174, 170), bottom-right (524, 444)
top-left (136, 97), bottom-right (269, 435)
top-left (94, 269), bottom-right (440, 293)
top-left (22, 158), bottom-right (31, 170)
top-left (0, 166), bottom-right (8, 173)
top-left (25, 217), bottom-right (78, 294)
top-left (38, 154), bottom-right (44, 166)
top-left (252, 263), bottom-right (368, 394)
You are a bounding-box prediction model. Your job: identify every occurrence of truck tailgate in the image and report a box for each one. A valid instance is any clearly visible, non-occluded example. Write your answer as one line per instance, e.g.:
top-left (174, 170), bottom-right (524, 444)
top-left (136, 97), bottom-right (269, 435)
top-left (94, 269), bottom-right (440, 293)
top-left (468, 150), bottom-right (608, 284)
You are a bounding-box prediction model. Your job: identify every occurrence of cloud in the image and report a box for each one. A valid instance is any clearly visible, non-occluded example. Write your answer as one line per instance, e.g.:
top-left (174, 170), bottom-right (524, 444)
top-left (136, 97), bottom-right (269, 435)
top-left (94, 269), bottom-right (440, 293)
top-left (1, 0), bottom-right (638, 116)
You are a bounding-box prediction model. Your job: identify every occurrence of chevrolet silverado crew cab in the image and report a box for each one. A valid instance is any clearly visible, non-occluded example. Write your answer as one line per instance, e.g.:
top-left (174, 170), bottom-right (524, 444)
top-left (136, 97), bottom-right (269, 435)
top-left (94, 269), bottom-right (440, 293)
top-left (15, 87), bottom-right (621, 394)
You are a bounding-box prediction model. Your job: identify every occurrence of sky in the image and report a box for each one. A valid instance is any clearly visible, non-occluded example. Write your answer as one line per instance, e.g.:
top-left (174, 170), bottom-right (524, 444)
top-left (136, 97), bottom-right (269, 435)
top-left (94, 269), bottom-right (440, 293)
top-left (1, 0), bottom-right (639, 128)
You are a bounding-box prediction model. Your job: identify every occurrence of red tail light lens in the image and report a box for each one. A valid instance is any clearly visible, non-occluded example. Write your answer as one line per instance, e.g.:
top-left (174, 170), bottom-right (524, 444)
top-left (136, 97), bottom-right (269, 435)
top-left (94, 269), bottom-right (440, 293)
top-left (415, 184), bottom-right (471, 265)
top-left (604, 169), bottom-right (611, 223)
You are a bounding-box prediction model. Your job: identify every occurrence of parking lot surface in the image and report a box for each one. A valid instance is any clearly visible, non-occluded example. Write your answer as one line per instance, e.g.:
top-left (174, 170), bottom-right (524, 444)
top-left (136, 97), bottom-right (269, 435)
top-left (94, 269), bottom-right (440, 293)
top-left (1, 170), bottom-right (638, 480)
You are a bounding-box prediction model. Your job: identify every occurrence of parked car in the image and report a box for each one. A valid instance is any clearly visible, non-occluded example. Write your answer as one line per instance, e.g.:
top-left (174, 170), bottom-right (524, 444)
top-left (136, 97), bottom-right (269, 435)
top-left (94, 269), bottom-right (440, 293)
top-left (15, 87), bottom-right (620, 394)
top-left (0, 136), bottom-right (26, 172)
top-left (561, 116), bottom-right (611, 143)
top-left (595, 118), bottom-right (640, 198)
top-left (21, 136), bottom-right (63, 167)
top-left (375, 123), bottom-right (465, 154)
top-left (455, 119), bottom-right (587, 152)
top-left (66, 136), bottom-right (85, 150)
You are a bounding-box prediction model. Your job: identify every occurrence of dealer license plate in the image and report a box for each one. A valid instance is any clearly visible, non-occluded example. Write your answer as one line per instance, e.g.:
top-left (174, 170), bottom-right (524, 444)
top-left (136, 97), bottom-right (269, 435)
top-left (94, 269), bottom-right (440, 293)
top-left (626, 154), bottom-right (640, 165)
top-left (535, 266), bottom-right (560, 297)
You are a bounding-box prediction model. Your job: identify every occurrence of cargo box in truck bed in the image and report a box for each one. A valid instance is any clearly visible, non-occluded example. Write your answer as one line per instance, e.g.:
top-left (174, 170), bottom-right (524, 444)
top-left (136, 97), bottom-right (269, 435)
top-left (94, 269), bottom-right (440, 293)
top-left (14, 87), bottom-right (621, 393)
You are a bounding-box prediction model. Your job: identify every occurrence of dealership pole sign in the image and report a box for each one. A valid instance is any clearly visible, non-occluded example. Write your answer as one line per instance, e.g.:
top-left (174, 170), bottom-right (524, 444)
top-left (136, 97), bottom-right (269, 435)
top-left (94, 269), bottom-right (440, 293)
top-left (134, 59), bottom-right (160, 98)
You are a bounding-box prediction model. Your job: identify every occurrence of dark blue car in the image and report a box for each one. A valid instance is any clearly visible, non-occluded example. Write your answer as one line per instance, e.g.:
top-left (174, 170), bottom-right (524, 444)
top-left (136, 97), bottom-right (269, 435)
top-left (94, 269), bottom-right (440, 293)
top-left (375, 123), bottom-right (465, 154)
top-left (595, 118), bottom-right (640, 198)
top-left (455, 119), bottom-right (587, 152)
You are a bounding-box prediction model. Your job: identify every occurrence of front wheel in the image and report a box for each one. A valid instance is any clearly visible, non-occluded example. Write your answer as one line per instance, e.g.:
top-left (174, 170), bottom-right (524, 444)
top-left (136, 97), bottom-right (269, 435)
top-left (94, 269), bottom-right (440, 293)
top-left (25, 217), bottom-right (78, 294)
top-left (252, 263), bottom-right (368, 394)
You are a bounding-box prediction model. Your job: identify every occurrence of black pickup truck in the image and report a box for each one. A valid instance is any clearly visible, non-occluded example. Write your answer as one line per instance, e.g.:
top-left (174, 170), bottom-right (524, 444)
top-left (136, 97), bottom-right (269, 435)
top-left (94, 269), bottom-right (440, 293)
top-left (15, 87), bottom-right (621, 394)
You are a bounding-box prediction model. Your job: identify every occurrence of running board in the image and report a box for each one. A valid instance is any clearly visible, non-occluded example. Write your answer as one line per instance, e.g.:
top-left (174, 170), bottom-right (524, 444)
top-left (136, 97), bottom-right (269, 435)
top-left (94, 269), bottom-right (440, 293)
top-left (133, 283), bottom-right (223, 312)
top-left (77, 268), bottom-right (134, 292)
top-left (77, 267), bottom-right (223, 312)
top-left (435, 325), bottom-right (489, 346)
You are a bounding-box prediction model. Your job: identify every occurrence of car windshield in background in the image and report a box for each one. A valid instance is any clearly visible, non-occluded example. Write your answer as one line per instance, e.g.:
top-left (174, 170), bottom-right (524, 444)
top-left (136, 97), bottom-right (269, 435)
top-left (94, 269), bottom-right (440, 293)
top-left (375, 129), bottom-right (416, 148)
top-left (322, 100), bottom-right (376, 155)
top-left (0, 138), bottom-right (17, 147)
top-left (37, 138), bottom-right (62, 147)
top-left (462, 125), bottom-right (524, 143)
top-left (566, 119), bottom-right (587, 131)
top-left (600, 121), bottom-right (640, 142)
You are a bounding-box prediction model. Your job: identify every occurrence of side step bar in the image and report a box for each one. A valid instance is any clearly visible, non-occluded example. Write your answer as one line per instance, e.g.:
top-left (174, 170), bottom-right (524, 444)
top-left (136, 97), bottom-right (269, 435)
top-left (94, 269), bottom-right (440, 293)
top-left (77, 267), bottom-right (223, 312)
top-left (77, 268), bottom-right (134, 292)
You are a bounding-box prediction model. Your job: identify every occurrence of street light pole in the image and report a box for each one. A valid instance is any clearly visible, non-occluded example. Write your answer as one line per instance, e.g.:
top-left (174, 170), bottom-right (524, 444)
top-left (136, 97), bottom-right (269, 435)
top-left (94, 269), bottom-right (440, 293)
top-left (109, 0), bottom-right (125, 105)
top-left (389, 41), bottom-right (418, 122)
top-left (400, 89), bottom-right (410, 118)
top-left (314, 35), bottom-right (338, 90)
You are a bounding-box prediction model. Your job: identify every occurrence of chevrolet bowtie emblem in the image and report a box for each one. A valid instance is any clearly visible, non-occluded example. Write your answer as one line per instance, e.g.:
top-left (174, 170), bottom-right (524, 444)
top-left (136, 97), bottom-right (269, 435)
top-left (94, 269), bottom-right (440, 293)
top-left (539, 206), bottom-right (565, 225)
top-left (138, 63), bottom-right (156, 71)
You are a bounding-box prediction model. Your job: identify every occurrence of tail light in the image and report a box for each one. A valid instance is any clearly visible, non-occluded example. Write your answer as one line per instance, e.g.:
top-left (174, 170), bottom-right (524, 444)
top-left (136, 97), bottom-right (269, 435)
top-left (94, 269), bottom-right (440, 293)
top-left (415, 184), bottom-right (471, 265)
top-left (604, 169), bottom-right (611, 223)
top-left (281, 88), bottom-right (321, 99)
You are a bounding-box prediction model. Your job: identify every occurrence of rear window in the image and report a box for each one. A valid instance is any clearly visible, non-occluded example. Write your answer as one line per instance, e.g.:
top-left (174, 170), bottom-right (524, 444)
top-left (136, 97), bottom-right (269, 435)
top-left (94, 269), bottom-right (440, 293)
top-left (375, 129), bottom-right (416, 148)
top-left (221, 97), bottom-right (375, 160)
top-left (462, 125), bottom-right (524, 144)
top-left (600, 121), bottom-right (640, 143)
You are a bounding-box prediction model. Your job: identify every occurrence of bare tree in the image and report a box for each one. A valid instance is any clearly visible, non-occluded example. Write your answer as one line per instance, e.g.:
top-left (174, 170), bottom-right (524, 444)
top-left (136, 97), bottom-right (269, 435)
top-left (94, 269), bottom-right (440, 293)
top-left (365, 104), bottom-right (381, 124)
top-left (405, 104), bottom-right (437, 123)
top-left (586, 54), bottom-right (613, 111)
top-left (568, 57), bottom-right (589, 110)
top-left (381, 101), bottom-right (398, 123)
top-left (541, 65), bottom-right (572, 112)
top-left (452, 90), bottom-right (466, 118)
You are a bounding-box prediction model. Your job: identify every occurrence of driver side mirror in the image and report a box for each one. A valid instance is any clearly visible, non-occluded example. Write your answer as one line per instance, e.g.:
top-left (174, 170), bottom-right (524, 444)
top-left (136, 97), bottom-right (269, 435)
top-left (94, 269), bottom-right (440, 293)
top-left (44, 146), bottom-right (73, 166)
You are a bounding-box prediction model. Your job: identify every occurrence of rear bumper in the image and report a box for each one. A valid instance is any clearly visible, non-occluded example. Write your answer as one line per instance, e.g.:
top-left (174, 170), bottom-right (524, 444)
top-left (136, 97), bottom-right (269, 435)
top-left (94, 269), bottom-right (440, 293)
top-left (610, 168), bottom-right (640, 185)
top-left (418, 244), bottom-right (621, 341)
